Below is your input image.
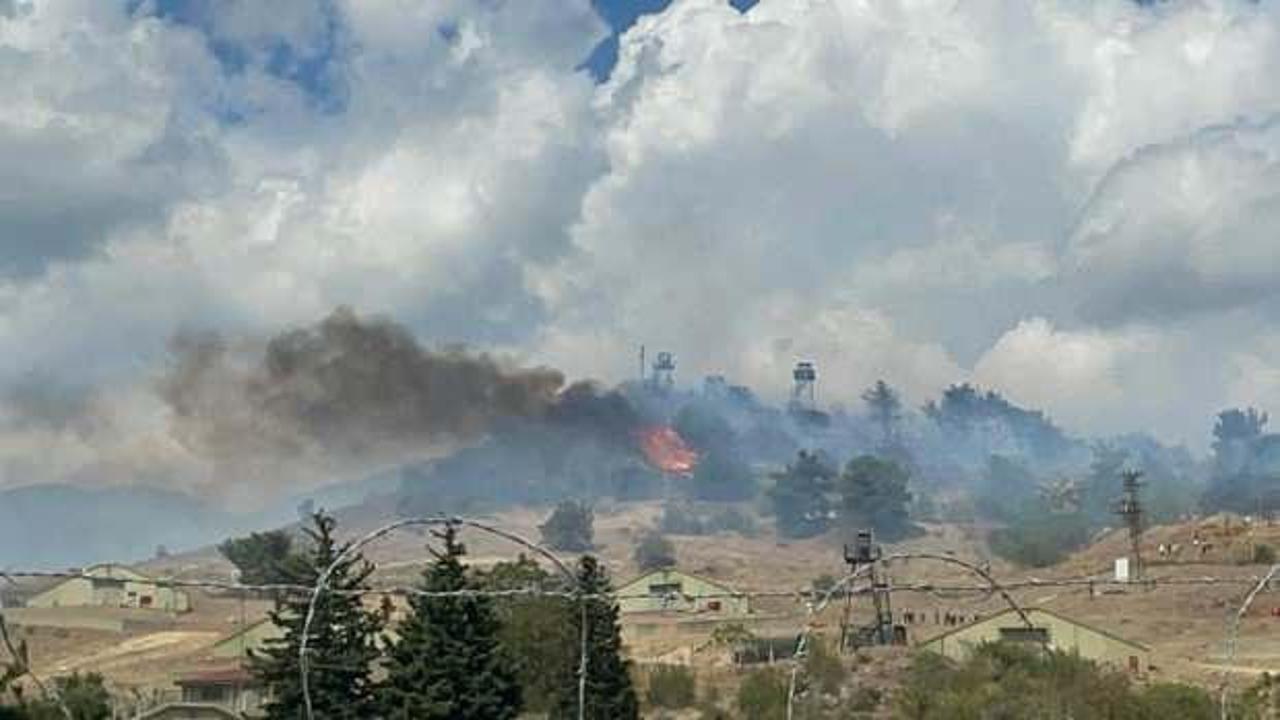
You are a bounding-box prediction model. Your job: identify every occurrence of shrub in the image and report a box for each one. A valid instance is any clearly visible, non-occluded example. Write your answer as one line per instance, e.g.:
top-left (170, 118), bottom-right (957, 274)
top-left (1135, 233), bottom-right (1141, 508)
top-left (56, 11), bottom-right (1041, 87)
top-left (646, 664), bottom-right (697, 709)
top-left (988, 512), bottom-right (1090, 567)
top-left (8, 671), bottom-right (113, 720)
top-left (895, 643), bottom-right (1215, 720)
top-left (634, 530), bottom-right (677, 571)
top-left (539, 501), bottom-right (594, 552)
top-left (849, 686), bottom-right (882, 713)
top-left (1253, 543), bottom-right (1277, 565)
top-left (803, 637), bottom-right (845, 696)
top-left (1138, 683), bottom-right (1215, 720)
top-left (737, 667), bottom-right (788, 720)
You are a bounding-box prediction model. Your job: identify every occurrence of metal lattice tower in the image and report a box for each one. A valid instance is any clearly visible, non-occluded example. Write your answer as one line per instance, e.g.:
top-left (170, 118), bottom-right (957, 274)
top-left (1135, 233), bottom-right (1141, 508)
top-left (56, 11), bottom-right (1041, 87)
top-left (1115, 469), bottom-right (1145, 581)
top-left (791, 361), bottom-right (817, 411)
top-left (841, 530), bottom-right (896, 650)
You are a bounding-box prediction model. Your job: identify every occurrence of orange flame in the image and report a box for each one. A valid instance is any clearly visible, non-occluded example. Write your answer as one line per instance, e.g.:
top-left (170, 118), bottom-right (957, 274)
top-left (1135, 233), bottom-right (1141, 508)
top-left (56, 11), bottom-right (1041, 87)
top-left (637, 425), bottom-right (699, 476)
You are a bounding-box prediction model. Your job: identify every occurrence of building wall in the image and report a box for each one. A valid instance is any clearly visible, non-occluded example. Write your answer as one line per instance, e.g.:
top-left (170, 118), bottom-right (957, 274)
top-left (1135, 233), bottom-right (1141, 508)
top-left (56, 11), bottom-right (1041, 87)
top-left (922, 609), bottom-right (1149, 672)
top-left (27, 566), bottom-right (191, 612)
top-left (616, 570), bottom-right (749, 616)
top-left (181, 684), bottom-right (264, 714)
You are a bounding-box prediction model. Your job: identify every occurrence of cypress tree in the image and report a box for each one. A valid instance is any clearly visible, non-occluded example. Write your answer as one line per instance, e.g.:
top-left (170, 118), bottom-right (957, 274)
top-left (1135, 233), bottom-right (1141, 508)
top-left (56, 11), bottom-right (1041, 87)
top-left (472, 556), bottom-right (577, 714)
top-left (248, 512), bottom-right (384, 720)
top-left (380, 524), bottom-right (522, 720)
top-left (552, 556), bottom-right (639, 720)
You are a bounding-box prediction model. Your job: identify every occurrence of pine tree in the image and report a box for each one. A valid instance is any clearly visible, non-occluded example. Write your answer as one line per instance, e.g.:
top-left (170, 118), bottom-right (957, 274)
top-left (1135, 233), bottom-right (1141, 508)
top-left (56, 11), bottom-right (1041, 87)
top-left (552, 556), bottom-right (638, 720)
top-left (839, 455), bottom-right (917, 542)
top-left (380, 524), bottom-right (522, 720)
top-left (767, 450), bottom-right (836, 539)
top-left (861, 379), bottom-right (902, 450)
top-left (248, 512), bottom-right (383, 720)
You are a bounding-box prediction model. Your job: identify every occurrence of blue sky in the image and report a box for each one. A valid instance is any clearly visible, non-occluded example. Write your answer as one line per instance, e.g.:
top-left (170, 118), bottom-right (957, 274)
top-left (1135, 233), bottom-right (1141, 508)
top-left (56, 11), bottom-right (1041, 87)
top-left (584, 0), bottom-right (758, 79)
top-left (137, 0), bottom-right (761, 109)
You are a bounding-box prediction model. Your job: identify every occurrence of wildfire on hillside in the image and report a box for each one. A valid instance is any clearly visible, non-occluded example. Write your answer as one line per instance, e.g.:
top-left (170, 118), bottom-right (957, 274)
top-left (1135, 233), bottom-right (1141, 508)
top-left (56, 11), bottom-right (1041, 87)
top-left (637, 425), bottom-right (698, 477)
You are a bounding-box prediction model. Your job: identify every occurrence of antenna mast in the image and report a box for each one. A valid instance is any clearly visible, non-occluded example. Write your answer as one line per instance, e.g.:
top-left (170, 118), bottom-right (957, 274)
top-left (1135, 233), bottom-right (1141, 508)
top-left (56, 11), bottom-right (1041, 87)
top-left (1115, 469), bottom-right (1145, 582)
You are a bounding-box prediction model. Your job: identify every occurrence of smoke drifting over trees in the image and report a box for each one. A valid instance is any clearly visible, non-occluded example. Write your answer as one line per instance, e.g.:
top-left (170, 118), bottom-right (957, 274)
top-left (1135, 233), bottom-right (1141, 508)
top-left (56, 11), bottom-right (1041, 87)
top-left (2, 305), bottom-right (1275, 571)
top-left (154, 308), bottom-right (640, 497)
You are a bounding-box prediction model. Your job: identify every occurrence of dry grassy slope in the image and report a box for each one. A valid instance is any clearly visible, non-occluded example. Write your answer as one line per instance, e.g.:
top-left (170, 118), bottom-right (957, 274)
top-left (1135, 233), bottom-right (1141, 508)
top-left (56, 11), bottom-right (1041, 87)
top-left (13, 503), bottom-right (1280, 701)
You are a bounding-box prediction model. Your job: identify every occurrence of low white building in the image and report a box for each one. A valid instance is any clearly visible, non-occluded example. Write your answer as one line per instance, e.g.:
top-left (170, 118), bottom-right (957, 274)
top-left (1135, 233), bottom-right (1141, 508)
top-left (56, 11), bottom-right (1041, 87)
top-left (26, 563), bottom-right (190, 612)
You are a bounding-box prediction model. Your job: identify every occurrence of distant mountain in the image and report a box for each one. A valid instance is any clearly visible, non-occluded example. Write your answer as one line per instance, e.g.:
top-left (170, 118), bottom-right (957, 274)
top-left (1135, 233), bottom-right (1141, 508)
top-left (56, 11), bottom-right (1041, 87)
top-left (0, 484), bottom-right (241, 570)
top-left (0, 471), bottom-right (408, 571)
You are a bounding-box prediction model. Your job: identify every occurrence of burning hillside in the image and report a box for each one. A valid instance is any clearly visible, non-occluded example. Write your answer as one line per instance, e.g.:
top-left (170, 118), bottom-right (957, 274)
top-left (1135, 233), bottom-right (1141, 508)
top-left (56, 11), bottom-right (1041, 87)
top-left (637, 425), bottom-right (698, 477)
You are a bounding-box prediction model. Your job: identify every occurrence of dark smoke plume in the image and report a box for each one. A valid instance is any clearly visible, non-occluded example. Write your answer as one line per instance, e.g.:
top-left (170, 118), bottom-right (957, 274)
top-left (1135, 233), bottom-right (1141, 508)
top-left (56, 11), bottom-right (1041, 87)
top-left (157, 307), bottom-right (633, 490)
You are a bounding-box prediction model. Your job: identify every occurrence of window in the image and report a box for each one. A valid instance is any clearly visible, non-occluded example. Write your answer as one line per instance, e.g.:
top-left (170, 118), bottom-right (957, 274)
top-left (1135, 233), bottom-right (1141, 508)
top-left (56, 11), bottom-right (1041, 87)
top-left (707, 600), bottom-right (722, 611)
top-left (1128, 655), bottom-right (1140, 673)
top-left (998, 627), bottom-right (1050, 644)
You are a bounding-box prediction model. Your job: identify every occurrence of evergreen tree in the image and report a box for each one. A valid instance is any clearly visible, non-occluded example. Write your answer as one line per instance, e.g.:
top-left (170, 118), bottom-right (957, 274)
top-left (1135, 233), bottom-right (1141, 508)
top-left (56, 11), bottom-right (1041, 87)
top-left (838, 455), bottom-right (918, 542)
top-left (632, 530), bottom-right (676, 572)
top-left (218, 530), bottom-right (294, 586)
top-left (248, 512), bottom-right (383, 720)
top-left (380, 524), bottom-right (521, 720)
top-left (861, 380), bottom-right (902, 450)
top-left (551, 557), bottom-right (638, 720)
top-left (472, 557), bottom-right (577, 715)
top-left (539, 501), bottom-right (595, 552)
top-left (767, 451), bottom-right (835, 538)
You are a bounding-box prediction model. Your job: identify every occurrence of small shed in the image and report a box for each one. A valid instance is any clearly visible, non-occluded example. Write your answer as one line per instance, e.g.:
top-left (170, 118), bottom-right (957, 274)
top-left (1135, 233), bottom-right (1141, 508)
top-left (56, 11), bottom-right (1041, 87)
top-left (616, 569), bottom-right (749, 616)
top-left (918, 607), bottom-right (1150, 674)
top-left (26, 564), bottom-right (190, 612)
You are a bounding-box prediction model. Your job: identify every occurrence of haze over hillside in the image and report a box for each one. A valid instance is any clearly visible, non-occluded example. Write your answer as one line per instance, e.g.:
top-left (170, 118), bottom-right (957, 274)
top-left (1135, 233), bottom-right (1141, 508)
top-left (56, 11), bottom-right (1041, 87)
top-left (1, 0), bottom-right (1280, 610)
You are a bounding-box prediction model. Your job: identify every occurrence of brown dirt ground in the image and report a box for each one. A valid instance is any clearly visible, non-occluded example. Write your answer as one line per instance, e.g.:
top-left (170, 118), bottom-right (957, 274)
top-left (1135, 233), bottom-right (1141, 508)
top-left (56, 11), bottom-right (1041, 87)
top-left (7, 502), bottom-right (1280, 707)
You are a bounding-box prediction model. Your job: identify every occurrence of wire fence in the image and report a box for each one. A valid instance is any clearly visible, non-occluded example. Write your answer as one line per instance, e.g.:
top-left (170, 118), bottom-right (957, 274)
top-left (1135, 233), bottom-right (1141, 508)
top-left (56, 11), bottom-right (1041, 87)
top-left (2, 519), bottom-right (1279, 720)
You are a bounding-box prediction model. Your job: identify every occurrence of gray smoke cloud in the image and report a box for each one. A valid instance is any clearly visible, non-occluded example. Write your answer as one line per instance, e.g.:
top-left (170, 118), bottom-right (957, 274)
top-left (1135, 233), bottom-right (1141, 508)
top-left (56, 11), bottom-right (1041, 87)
top-left (157, 307), bottom-right (571, 482)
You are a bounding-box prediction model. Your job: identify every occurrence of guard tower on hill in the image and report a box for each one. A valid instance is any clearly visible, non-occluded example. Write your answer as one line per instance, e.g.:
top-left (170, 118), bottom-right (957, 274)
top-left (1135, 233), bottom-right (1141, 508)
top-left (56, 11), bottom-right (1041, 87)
top-left (790, 361), bottom-right (817, 412)
top-left (650, 351), bottom-right (676, 394)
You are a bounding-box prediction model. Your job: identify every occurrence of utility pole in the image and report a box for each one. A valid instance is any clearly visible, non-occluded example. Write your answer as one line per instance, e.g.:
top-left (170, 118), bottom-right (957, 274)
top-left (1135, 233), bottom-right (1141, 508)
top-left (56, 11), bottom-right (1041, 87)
top-left (1115, 469), bottom-right (1145, 582)
top-left (842, 529), bottom-right (895, 649)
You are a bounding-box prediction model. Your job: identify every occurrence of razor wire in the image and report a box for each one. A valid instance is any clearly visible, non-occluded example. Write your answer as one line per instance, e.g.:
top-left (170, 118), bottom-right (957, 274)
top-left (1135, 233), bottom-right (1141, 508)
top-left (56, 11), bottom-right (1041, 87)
top-left (297, 516), bottom-right (582, 720)
top-left (785, 564), bottom-right (873, 720)
top-left (0, 569), bottom-right (1266, 598)
top-left (1, 560), bottom-right (1277, 718)
top-left (1219, 561), bottom-right (1280, 720)
top-left (783, 551), bottom-right (1036, 720)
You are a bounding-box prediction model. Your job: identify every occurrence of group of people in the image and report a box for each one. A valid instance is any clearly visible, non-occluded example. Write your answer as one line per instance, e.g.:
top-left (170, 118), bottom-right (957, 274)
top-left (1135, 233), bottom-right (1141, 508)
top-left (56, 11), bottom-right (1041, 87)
top-left (1157, 530), bottom-right (1214, 558)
